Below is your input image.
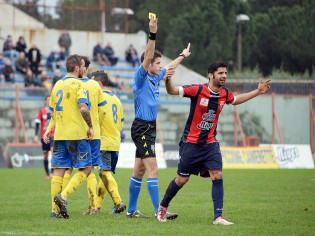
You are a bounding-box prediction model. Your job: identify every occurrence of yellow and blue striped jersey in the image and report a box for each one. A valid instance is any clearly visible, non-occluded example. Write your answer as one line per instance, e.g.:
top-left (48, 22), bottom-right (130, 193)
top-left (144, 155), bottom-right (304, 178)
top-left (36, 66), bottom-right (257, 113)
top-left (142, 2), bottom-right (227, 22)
top-left (49, 75), bottom-right (89, 140)
top-left (79, 77), bottom-right (106, 140)
top-left (100, 89), bottom-right (124, 151)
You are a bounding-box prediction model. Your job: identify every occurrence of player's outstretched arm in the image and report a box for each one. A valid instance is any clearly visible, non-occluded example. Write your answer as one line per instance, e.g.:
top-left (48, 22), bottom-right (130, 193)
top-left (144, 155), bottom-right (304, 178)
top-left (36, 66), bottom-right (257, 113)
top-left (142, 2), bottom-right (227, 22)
top-left (234, 78), bottom-right (271, 105)
top-left (79, 103), bottom-right (94, 140)
top-left (165, 43), bottom-right (191, 70)
top-left (165, 68), bottom-right (179, 95)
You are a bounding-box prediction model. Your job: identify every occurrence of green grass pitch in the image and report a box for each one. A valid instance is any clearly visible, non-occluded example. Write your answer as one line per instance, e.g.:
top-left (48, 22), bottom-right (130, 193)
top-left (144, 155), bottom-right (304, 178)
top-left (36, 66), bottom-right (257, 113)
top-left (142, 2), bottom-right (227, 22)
top-left (0, 168), bottom-right (314, 235)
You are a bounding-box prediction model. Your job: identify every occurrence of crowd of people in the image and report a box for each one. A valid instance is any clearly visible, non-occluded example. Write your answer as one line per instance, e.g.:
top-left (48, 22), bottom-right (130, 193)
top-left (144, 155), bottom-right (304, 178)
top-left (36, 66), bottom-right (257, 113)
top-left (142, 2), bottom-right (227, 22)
top-left (0, 33), bottom-right (67, 90)
top-left (92, 41), bottom-right (140, 67)
top-left (1, 32), bottom-right (138, 93)
top-left (2, 15), bottom-right (271, 226)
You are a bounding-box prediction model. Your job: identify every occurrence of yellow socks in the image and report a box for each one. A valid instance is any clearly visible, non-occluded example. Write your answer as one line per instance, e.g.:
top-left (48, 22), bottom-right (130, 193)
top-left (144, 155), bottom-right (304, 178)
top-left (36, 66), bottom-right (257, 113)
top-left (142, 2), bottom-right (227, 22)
top-left (87, 172), bottom-right (97, 209)
top-left (61, 171), bottom-right (87, 199)
top-left (100, 170), bottom-right (121, 205)
top-left (51, 176), bottom-right (63, 213)
top-left (62, 173), bottom-right (71, 191)
top-left (96, 177), bottom-right (107, 209)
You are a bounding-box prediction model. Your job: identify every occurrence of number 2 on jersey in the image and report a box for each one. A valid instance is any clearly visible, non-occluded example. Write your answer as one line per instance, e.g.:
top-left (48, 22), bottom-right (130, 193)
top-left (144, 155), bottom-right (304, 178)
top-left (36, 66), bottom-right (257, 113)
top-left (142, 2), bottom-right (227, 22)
top-left (56, 90), bottom-right (63, 111)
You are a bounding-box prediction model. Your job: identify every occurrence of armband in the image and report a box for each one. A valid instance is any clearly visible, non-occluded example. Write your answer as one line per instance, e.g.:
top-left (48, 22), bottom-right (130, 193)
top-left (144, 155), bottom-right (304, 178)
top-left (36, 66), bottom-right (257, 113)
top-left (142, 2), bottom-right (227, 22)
top-left (149, 32), bottom-right (156, 40)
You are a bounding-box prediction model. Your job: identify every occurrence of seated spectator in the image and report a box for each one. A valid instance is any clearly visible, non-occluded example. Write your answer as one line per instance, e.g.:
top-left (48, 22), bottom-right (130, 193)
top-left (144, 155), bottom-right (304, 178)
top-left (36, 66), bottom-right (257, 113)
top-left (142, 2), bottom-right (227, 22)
top-left (15, 36), bottom-right (27, 55)
top-left (2, 35), bottom-right (19, 60)
top-left (108, 78), bottom-right (121, 91)
top-left (57, 47), bottom-right (67, 73)
top-left (125, 44), bottom-right (141, 67)
top-left (103, 42), bottom-right (118, 66)
top-left (52, 69), bottom-right (62, 88)
top-left (120, 80), bottom-right (132, 92)
top-left (93, 42), bottom-right (110, 66)
top-left (28, 43), bottom-right (41, 76)
top-left (1, 58), bottom-right (15, 83)
top-left (15, 52), bottom-right (29, 75)
top-left (0, 53), bottom-right (5, 75)
top-left (38, 69), bottom-right (51, 91)
top-left (24, 68), bottom-right (34, 87)
top-left (46, 47), bottom-right (60, 71)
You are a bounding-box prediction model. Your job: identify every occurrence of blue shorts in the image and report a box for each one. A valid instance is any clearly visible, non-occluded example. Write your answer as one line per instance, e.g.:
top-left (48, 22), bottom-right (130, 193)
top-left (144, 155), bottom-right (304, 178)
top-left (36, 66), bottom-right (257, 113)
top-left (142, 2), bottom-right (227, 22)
top-left (41, 137), bottom-right (54, 152)
top-left (177, 141), bottom-right (222, 178)
top-left (90, 139), bottom-right (101, 167)
top-left (99, 151), bottom-right (119, 174)
top-left (51, 140), bottom-right (91, 169)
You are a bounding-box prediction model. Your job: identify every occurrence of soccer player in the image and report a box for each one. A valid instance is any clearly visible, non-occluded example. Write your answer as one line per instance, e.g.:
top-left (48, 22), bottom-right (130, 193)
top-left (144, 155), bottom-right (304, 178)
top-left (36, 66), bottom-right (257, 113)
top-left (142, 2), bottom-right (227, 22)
top-left (43, 54), bottom-right (94, 219)
top-left (79, 56), bottom-right (106, 215)
top-left (126, 14), bottom-right (191, 218)
top-left (34, 95), bottom-right (54, 179)
top-left (61, 56), bottom-right (106, 215)
top-left (156, 61), bottom-right (271, 224)
top-left (93, 70), bottom-right (126, 214)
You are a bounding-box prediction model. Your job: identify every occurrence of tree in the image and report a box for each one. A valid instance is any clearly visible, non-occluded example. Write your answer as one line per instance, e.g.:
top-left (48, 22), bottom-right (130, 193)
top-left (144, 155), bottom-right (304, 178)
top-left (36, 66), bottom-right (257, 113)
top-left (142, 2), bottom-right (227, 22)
top-left (13, 0), bottom-right (314, 77)
top-left (129, 0), bottom-right (240, 75)
top-left (246, 0), bottom-right (315, 76)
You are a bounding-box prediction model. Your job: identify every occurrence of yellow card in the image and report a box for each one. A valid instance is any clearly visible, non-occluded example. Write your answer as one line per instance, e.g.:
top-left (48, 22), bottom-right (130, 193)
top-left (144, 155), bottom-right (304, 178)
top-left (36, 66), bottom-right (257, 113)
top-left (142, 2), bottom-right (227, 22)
top-left (149, 12), bottom-right (156, 20)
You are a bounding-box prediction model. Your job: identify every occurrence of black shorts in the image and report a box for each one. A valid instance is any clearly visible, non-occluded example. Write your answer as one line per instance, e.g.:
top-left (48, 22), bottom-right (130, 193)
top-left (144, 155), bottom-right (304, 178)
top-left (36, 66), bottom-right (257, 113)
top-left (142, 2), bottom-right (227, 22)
top-left (131, 118), bottom-right (156, 158)
top-left (177, 141), bottom-right (222, 178)
top-left (41, 138), bottom-right (54, 152)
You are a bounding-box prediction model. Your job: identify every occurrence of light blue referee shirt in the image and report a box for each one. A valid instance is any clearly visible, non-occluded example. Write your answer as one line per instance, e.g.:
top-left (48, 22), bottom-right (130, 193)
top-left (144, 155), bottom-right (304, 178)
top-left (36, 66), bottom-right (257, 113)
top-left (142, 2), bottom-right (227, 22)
top-left (132, 65), bottom-right (166, 121)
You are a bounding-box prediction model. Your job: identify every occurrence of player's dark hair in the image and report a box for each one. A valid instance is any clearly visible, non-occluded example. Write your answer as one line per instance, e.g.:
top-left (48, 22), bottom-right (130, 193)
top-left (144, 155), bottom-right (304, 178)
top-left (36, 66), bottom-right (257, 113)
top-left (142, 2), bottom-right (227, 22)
top-left (92, 70), bottom-right (109, 86)
top-left (81, 56), bottom-right (91, 69)
top-left (66, 54), bottom-right (81, 72)
top-left (140, 50), bottom-right (162, 63)
top-left (207, 61), bottom-right (227, 74)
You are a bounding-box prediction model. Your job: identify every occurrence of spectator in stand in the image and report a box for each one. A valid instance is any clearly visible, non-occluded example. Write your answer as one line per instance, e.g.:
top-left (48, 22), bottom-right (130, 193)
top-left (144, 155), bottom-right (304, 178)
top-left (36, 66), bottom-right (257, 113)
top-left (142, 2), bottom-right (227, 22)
top-left (125, 44), bottom-right (141, 67)
top-left (57, 47), bottom-right (67, 73)
top-left (120, 80), bottom-right (131, 92)
top-left (15, 52), bottom-right (29, 75)
top-left (37, 69), bottom-right (49, 88)
top-left (15, 36), bottom-right (27, 55)
top-left (28, 43), bottom-right (41, 76)
top-left (93, 42), bottom-right (110, 66)
top-left (108, 78), bottom-right (121, 91)
top-left (103, 42), bottom-right (118, 66)
top-left (25, 68), bottom-right (34, 87)
top-left (0, 53), bottom-right (5, 75)
top-left (58, 30), bottom-right (71, 57)
top-left (1, 58), bottom-right (14, 83)
top-left (3, 35), bottom-right (14, 51)
top-left (52, 69), bottom-right (62, 88)
top-left (46, 47), bottom-right (60, 71)
top-left (2, 35), bottom-right (18, 59)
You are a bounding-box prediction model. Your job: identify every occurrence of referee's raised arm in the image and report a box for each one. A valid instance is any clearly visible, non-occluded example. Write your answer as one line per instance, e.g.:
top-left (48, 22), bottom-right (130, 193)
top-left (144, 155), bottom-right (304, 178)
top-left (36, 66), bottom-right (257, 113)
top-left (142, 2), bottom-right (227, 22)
top-left (142, 16), bottom-right (158, 71)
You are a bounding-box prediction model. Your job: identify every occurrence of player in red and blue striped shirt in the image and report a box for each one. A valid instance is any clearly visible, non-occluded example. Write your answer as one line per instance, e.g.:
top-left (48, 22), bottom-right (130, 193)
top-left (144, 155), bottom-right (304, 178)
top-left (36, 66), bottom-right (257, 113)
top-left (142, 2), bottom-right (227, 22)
top-left (157, 61), bottom-right (271, 225)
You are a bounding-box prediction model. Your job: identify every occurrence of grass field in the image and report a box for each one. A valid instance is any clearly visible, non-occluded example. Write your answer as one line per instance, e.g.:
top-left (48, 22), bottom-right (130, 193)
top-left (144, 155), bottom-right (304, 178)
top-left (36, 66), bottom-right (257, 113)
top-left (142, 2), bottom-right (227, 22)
top-left (0, 168), bottom-right (314, 236)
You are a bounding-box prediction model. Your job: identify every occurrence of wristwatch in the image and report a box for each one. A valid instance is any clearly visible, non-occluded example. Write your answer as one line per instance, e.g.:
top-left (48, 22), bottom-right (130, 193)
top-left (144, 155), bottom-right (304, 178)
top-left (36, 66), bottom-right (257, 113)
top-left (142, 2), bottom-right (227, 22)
top-left (179, 53), bottom-right (186, 59)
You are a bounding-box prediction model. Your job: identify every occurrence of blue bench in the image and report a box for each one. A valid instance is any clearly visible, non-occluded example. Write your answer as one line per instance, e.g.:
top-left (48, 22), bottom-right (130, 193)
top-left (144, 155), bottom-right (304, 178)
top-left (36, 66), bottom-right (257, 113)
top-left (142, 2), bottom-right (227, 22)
top-left (111, 74), bottom-right (133, 79)
top-left (99, 66), bottom-right (137, 72)
top-left (0, 95), bottom-right (45, 101)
